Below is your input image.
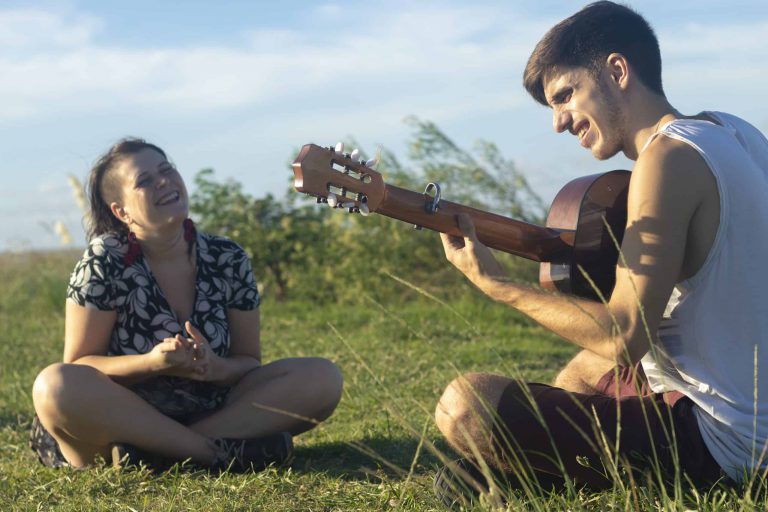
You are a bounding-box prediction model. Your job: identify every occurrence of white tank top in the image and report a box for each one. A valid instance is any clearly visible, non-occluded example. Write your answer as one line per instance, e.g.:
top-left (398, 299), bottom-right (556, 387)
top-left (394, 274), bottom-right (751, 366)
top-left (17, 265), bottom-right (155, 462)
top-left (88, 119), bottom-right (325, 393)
top-left (640, 112), bottom-right (768, 481)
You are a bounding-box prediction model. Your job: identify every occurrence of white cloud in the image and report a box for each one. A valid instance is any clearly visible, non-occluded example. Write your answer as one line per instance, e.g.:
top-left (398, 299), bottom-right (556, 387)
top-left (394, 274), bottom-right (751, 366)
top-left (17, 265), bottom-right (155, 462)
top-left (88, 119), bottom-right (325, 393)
top-left (0, 8), bottom-right (101, 49)
top-left (2, 3), bottom-right (766, 125)
top-left (0, 5), bottom-right (546, 122)
top-left (661, 22), bottom-right (768, 56)
top-left (3, 2), bottom-right (768, 251)
top-left (655, 23), bottom-right (768, 110)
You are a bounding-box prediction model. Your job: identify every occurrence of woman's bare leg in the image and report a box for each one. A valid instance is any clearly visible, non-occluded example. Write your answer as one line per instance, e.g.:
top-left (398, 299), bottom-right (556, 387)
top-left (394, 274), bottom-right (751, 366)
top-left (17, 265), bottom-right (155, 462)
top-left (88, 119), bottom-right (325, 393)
top-left (189, 357), bottom-right (343, 439)
top-left (33, 363), bottom-right (217, 468)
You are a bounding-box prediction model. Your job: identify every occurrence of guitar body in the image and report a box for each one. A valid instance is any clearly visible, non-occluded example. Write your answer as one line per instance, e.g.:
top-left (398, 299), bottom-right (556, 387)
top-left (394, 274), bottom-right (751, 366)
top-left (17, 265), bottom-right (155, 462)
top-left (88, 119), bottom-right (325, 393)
top-left (292, 143), bottom-right (631, 301)
top-left (540, 170), bottom-right (631, 300)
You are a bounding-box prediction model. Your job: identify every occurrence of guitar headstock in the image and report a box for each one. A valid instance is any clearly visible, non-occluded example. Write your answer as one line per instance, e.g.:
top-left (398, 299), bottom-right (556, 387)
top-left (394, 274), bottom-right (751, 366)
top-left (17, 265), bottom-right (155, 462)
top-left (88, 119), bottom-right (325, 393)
top-left (292, 144), bottom-right (386, 213)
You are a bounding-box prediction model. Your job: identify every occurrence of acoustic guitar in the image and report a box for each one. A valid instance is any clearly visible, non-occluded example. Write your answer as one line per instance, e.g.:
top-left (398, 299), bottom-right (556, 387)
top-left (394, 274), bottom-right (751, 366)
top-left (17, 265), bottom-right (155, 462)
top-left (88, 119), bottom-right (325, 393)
top-left (292, 144), bottom-right (630, 300)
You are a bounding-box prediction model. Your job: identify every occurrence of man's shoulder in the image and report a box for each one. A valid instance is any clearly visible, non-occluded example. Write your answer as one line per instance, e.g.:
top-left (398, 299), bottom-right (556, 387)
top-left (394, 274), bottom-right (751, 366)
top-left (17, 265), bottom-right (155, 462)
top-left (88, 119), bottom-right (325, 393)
top-left (627, 135), bottom-right (718, 223)
top-left (634, 135), bottom-right (710, 186)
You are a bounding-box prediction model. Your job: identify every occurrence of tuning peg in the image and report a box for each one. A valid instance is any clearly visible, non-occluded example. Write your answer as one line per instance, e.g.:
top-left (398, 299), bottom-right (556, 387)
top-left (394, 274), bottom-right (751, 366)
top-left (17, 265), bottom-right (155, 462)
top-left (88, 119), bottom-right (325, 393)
top-left (359, 203), bottom-right (370, 216)
top-left (342, 202), bottom-right (356, 209)
top-left (350, 148), bottom-right (360, 161)
top-left (366, 145), bottom-right (382, 168)
top-left (327, 193), bottom-right (338, 207)
top-left (316, 196), bottom-right (328, 204)
top-left (335, 142), bottom-right (344, 153)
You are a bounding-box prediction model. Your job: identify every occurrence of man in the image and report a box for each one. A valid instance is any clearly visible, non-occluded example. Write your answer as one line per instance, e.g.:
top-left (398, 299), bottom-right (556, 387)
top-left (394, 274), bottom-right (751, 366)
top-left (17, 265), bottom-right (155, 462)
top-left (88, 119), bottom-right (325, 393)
top-left (433, 0), bottom-right (768, 504)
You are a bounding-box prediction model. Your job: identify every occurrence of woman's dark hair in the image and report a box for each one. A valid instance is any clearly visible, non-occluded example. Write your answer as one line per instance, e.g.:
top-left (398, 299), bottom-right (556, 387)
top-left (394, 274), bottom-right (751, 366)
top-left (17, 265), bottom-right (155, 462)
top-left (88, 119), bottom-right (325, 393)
top-left (523, 1), bottom-right (664, 106)
top-left (86, 137), bottom-right (167, 240)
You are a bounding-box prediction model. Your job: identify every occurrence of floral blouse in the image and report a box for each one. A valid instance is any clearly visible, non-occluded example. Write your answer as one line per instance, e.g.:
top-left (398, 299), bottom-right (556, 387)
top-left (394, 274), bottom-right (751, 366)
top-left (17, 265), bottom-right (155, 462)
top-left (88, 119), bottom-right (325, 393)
top-left (66, 231), bottom-right (260, 417)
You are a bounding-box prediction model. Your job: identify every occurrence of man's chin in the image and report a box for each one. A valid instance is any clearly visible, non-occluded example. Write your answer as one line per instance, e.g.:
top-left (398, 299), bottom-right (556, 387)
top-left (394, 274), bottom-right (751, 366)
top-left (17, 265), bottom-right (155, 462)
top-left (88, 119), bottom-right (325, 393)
top-left (590, 143), bottom-right (621, 161)
top-left (592, 151), bottom-right (610, 161)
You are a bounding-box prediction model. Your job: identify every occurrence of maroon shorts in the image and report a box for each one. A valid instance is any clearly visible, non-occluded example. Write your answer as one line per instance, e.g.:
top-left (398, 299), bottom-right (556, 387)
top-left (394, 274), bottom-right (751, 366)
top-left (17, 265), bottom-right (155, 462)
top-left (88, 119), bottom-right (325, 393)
top-left (491, 364), bottom-right (725, 489)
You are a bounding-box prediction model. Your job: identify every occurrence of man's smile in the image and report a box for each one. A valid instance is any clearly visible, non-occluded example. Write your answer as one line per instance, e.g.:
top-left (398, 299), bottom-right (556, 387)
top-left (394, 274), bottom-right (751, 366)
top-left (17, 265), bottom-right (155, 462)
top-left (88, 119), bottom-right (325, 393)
top-left (573, 120), bottom-right (591, 147)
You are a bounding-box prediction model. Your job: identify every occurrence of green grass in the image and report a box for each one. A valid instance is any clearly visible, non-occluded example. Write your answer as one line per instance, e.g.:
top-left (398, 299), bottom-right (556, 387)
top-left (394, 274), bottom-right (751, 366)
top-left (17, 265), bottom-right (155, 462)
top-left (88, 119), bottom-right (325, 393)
top-left (0, 250), bottom-right (764, 510)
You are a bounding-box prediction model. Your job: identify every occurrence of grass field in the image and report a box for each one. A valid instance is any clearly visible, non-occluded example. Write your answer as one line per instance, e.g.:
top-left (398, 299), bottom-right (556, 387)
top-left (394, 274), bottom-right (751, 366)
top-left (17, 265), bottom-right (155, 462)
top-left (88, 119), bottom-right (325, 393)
top-left (0, 250), bottom-right (765, 511)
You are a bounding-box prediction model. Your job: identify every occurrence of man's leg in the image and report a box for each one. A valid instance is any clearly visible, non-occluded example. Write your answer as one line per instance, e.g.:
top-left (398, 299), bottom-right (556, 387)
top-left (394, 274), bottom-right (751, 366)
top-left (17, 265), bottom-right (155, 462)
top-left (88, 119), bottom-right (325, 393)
top-left (188, 357), bottom-right (343, 439)
top-left (435, 371), bottom-right (692, 490)
top-left (435, 372), bottom-right (514, 467)
top-left (553, 349), bottom-right (616, 394)
top-left (33, 363), bottom-right (217, 468)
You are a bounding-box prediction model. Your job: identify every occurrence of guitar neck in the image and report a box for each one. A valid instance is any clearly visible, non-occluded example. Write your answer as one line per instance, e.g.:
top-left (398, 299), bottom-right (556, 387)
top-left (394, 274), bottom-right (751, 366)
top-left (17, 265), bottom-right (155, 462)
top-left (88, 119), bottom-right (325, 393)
top-left (376, 185), bottom-right (574, 263)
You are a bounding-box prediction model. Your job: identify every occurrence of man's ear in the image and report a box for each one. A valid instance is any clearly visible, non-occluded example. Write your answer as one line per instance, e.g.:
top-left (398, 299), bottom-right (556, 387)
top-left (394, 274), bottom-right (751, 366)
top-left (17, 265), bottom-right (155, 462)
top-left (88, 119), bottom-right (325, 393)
top-left (605, 53), bottom-right (630, 90)
top-left (110, 202), bottom-right (131, 225)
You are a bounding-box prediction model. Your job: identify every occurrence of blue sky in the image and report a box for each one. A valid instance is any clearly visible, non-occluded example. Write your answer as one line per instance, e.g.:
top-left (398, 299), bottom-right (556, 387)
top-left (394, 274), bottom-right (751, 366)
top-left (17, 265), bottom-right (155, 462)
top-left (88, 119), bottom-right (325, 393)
top-left (2, 0), bottom-right (767, 251)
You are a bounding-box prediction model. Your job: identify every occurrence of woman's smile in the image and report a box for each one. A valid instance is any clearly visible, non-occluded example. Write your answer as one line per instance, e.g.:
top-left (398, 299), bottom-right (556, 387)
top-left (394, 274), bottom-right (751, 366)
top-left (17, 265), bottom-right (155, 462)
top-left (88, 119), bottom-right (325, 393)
top-left (156, 190), bottom-right (181, 206)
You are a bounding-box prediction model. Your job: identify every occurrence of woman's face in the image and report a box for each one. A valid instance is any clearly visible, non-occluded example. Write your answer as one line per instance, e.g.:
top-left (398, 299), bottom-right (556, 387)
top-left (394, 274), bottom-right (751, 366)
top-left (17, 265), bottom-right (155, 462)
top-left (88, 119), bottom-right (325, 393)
top-left (111, 148), bottom-right (189, 233)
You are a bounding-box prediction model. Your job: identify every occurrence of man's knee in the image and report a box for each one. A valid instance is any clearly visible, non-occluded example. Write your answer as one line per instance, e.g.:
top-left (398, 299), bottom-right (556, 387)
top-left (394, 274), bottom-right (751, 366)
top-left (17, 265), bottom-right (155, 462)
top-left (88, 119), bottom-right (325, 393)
top-left (553, 364), bottom-right (576, 389)
top-left (554, 350), bottom-right (614, 392)
top-left (435, 373), bottom-right (498, 447)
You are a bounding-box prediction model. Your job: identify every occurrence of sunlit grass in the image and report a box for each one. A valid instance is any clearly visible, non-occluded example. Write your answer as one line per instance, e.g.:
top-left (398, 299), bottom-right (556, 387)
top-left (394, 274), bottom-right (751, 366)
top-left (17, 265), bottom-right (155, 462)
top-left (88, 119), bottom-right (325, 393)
top-left (1, 250), bottom-right (765, 510)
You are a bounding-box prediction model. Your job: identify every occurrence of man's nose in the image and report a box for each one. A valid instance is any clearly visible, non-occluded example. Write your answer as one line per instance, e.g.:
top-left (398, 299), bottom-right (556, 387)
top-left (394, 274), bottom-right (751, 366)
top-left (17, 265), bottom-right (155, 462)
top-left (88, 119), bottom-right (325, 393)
top-left (553, 108), bottom-right (572, 133)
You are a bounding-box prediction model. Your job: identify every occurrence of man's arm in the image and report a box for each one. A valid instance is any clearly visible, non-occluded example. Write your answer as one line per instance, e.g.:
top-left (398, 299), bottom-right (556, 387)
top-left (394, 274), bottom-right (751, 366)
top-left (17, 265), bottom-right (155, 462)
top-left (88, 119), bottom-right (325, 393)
top-left (442, 137), bottom-right (716, 364)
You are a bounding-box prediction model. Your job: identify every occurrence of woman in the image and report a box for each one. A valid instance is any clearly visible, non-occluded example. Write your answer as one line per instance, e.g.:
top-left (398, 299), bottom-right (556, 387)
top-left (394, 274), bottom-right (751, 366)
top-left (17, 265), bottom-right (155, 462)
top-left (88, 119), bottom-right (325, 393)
top-left (30, 138), bottom-right (343, 471)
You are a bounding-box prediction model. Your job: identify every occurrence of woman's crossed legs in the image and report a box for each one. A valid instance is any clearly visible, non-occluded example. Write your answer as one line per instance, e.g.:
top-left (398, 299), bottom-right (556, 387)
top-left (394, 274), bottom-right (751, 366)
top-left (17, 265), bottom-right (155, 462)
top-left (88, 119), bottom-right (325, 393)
top-left (32, 357), bottom-right (342, 468)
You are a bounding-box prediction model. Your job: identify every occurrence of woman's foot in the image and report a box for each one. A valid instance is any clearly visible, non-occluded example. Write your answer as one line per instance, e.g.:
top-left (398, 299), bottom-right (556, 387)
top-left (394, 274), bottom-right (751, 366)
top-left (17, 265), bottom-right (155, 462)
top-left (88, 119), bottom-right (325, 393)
top-left (110, 443), bottom-right (179, 471)
top-left (110, 432), bottom-right (293, 473)
top-left (211, 432), bottom-right (293, 473)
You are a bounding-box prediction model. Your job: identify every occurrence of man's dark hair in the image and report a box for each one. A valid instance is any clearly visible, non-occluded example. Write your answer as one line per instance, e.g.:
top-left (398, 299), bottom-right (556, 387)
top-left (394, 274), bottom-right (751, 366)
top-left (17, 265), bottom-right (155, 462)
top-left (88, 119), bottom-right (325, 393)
top-left (523, 1), bottom-right (664, 106)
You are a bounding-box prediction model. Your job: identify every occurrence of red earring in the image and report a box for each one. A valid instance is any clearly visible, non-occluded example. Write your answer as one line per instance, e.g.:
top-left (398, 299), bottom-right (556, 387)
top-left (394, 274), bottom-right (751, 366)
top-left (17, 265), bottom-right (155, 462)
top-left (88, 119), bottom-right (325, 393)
top-left (183, 218), bottom-right (196, 242)
top-left (124, 230), bottom-right (142, 266)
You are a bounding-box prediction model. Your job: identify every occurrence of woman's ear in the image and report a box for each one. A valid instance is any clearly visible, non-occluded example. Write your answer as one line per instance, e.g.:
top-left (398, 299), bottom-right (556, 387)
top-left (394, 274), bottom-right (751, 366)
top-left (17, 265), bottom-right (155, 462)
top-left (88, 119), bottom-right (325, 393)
top-left (110, 201), bottom-right (130, 225)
